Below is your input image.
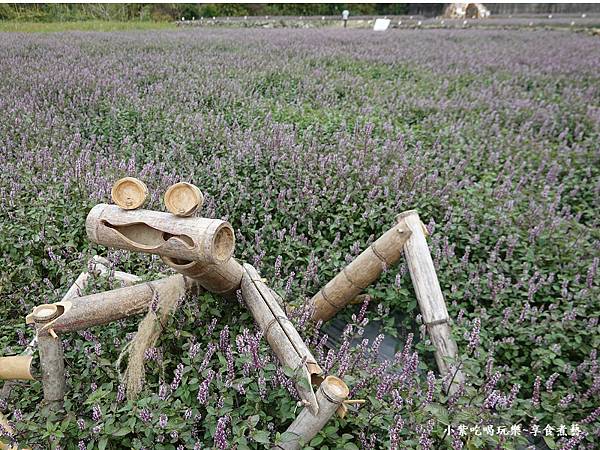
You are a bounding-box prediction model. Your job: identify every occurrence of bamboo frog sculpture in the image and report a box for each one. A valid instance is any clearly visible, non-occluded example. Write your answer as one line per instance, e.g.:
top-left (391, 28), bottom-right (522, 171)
top-left (1, 176), bottom-right (463, 448)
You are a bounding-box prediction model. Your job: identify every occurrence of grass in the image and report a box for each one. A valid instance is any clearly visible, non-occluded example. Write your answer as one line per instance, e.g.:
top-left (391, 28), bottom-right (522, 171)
top-left (0, 20), bottom-right (177, 33)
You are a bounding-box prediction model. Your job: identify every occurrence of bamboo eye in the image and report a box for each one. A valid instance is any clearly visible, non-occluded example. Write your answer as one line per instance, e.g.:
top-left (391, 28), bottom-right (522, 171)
top-left (163, 182), bottom-right (204, 217)
top-left (111, 177), bottom-right (148, 210)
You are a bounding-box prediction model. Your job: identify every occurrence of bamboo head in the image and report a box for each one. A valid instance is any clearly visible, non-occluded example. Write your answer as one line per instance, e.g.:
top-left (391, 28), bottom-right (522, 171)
top-left (164, 182), bottom-right (204, 217)
top-left (111, 177), bottom-right (148, 210)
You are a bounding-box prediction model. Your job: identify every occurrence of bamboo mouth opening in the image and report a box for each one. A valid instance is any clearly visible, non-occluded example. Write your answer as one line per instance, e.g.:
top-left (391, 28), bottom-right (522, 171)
top-left (111, 177), bottom-right (148, 210)
top-left (164, 182), bottom-right (204, 217)
top-left (102, 221), bottom-right (195, 250)
top-left (162, 256), bottom-right (196, 268)
top-left (212, 225), bottom-right (235, 262)
top-left (322, 375), bottom-right (350, 401)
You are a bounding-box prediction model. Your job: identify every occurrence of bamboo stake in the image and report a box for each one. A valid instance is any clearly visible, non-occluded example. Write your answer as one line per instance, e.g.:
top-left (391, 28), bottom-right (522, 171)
top-left (272, 376), bottom-right (349, 450)
top-left (396, 210), bottom-right (465, 390)
top-left (310, 219), bottom-right (412, 322)
top-left (26, 275), bottom-right (199, 335)
top-left (29, 306), bottom-right (65, 412)
top-left (241, 264), bottom-right (323, 414)
top-left (162, 256), bottom-right (243, 298)
top-left (86, 204), bottom-right (235, 264)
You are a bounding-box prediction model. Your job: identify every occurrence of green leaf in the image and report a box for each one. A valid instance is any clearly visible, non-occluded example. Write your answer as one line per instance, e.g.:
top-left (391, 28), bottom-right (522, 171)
top-left (98, 436), bottom-right (108, 450)
top-left (253, 430), bottom-right (270, 444)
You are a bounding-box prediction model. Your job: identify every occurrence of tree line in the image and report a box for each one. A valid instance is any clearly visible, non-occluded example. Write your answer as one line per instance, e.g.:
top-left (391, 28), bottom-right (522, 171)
top-left (0, 3), bottom-right (410, 22)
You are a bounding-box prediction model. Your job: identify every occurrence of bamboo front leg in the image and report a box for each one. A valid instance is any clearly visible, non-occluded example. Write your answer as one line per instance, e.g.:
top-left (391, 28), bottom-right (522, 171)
top-left (310, 219), bottom-right (412, 322)
top-left (272, 376), bottom-right (349, 450)
top-left (241, 264), bottom-right (321, 415)
top-left (396, 211), bottom-right (464, 390)
top-left (26, 275), bottom-right (198, 335)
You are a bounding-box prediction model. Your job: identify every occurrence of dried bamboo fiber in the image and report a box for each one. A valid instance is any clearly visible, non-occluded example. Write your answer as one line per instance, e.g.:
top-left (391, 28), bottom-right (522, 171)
top-left (241, 264), bottom-right (322, 415)
top-left (310, 219), bottom-right (412, 322)
top-left (117, 273), bottom-right (189, 400)
top-left (272, 376), bottom-right (349, 450)
top-left (86, 204), bottom-right (234, 264)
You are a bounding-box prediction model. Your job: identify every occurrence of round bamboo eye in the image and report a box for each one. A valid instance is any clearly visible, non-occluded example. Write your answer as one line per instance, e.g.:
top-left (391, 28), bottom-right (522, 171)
top-left (164, 182), bottom-right (204, 217)
top-left (111, 177), bottom-right (148, 210)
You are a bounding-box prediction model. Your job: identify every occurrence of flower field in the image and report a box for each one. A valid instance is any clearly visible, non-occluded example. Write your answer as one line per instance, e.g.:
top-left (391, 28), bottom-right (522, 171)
top-left (0, 27), bottom-right (598, 449)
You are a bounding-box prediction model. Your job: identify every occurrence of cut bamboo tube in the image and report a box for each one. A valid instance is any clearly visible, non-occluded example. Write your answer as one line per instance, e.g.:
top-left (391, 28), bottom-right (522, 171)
top-left (272, 376), bottom-right (349, 450)
top-left (26, 275), bottom-right (198, 335)
top-left (164, 182), bottom-right (203, 217)
top-left (162, 257), bottom-right (243, 298)
top-left (86, 204), bottom-right (235, 264)
top-left (310, 219), bottom-right (412, 322)
top-left (396, 210), bottom-right (464, 389)
top-left (111, 177), bottom-right (148, 210)
top-left (0, 356), bottom-right (34, 381)
top-left (241, 264), bottom-right (323, 415)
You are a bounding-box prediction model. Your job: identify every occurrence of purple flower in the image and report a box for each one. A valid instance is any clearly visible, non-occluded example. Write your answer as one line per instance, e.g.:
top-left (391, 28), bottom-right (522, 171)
top-left (214, 416), bottom-right (230, 449)
top-left (139, 408), bottom-right (153, 423)
top-left (159, 414), bottom-right (168, 428)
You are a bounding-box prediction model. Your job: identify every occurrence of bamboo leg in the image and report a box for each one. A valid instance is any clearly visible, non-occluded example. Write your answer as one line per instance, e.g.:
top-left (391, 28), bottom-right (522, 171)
top-left (26, 275), bottom-right (198, 335)
top-left (241, 264), bottom-right (322, 414)
top-left (396, 211), bottom-right (465, 391)
top-left (310, 219), bottom-right (412, 322)
top-left (272, 376), bottom-right (349, 450)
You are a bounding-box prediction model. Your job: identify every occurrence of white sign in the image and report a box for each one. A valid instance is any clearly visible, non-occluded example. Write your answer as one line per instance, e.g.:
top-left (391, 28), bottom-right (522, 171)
top-left (373, 18), bottom-right (390, 31)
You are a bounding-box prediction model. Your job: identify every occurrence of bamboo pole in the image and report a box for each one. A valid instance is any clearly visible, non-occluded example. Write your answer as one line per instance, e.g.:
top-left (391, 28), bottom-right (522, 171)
top-left (310, 219), bottom-right (412, 322)
top-left (26, 275), bottom-right (199, 335)
top-left (0, 356), bottom-right (34, 381)
top-left (272, 376), bottom-right (349, 450)
top-left (241, 264), bottom-right (323, 414)
top-left (86, 204), bottom-right (235, 264)
top-left (396, 210), bottom-right (465, 390)
top-left (162, 257), bottom-right (243, 298)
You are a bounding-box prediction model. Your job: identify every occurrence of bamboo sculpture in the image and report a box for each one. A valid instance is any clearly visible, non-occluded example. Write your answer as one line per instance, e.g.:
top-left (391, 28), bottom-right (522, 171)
top-left (86, 204), bottom-right (235, 264)
top-left (241, 264), bottom-right (323, 415)
top-left (396, 210), bottom-right (464, 390)
top-left (310, 218), bottom-right (412, 322)
top-left (1, 179), bottom-right (468, 446)
top-left (272, 376), bottom-right (349, 450)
